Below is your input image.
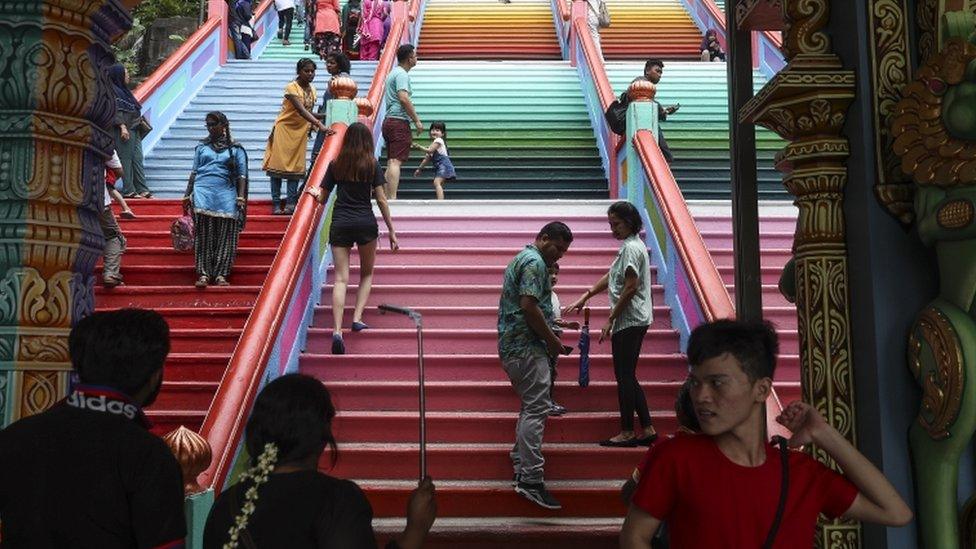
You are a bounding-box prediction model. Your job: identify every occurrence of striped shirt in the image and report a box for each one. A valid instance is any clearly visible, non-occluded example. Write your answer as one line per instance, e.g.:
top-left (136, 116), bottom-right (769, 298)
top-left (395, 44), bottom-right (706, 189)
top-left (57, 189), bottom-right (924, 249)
top-left (609, 234), bottom-right (653, 333)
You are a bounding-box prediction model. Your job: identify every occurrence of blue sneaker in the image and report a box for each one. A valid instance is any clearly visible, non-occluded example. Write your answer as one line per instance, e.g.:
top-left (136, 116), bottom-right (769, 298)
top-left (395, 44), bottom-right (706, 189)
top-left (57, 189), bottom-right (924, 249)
top-left (331, 334), bottom-right (345, 355)
top-left (351, 321), bottom-right (370, 332)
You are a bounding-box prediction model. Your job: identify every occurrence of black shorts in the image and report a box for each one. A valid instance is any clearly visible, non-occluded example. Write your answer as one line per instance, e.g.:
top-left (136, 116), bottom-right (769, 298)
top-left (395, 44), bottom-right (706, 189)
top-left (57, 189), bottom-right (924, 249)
top-left (329, 224), bottom-right (378, 247)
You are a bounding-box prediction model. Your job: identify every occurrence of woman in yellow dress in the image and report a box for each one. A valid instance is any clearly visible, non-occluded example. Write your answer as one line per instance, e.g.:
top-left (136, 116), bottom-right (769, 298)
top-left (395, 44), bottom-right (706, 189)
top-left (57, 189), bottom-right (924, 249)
top-left (262, 57), bottom-right (332, 214)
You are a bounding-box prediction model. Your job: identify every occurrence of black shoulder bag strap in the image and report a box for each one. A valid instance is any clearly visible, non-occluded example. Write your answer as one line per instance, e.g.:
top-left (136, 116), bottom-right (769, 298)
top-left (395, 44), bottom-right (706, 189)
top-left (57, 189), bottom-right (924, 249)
top-left (762, 435), bottom-right (791, 549)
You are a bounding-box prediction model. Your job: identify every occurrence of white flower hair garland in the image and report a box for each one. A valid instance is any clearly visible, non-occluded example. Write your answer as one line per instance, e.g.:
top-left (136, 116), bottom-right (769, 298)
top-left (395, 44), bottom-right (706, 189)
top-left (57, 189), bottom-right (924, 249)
top-left (224, 442), bottom-right (279, 549)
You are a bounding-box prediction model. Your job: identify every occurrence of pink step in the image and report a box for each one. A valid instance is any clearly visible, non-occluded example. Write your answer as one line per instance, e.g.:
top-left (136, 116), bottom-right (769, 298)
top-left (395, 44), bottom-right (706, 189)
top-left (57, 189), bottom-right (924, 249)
top-left (327, 380), bottom-right (803, 414)
top-left (327, 443), bottom-right (646, 481)
top-left (320, 284), bottom-right (662, 307)
top-left (304, 328), bottom-right (679, 354)
top-left (693, 215), bottom-right (797, 233)
top-left (700, 230), bottom-right (795, 249)
top-left (314, 305), bottom-right (675, 330)
top-left (302, 353), bottom-right (692, 382)
top-left (365, 248), bottom-right (618, 267)
top-left (328, 380), bottom-right (688, 413)
top-left (709, 248), bottom-right (792, 270)
top-left (392, 216), bottom-right (616, 232)
top-left (374, 230), bottom-right (622, 248)
top-left (341, 264), bottom-right (618, 286)
top-left (361, 480), bottom-right (630, 518)
top-left (333, 411), bottom-right (678, 444)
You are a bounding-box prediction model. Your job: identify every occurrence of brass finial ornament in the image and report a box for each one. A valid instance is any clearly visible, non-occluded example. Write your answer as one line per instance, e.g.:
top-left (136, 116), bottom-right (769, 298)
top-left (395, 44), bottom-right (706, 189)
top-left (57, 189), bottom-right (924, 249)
top-left (162, 426), bottom-right (213, 495)
top-left (354, 97), bottom-right (374, 117)
top-left (329, 76), bottom-right (358, 100)
top-left (627, 80), bottom-right (656, 102)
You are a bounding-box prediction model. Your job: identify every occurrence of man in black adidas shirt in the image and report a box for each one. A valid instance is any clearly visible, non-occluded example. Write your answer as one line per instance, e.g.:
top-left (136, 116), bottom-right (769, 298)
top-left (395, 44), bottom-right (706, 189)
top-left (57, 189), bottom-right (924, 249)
top-left (0, 309), bottom-right (186, 548)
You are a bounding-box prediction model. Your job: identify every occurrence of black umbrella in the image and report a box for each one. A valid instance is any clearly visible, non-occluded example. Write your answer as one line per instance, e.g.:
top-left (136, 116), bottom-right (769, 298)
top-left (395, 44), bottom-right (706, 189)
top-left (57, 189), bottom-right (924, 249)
top-left (578, 307), bottom-right (591, 387)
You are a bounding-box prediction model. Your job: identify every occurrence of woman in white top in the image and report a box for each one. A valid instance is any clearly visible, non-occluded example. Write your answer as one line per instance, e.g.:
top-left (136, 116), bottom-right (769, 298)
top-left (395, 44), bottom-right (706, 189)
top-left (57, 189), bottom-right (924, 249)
top-left (565, 201), bottom-right (655, 447)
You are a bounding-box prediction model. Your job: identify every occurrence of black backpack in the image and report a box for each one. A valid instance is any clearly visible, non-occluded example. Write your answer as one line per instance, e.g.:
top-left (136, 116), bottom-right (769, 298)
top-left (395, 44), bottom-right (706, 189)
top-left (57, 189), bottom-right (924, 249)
top-left (605, 90), bottom-right (630, 136)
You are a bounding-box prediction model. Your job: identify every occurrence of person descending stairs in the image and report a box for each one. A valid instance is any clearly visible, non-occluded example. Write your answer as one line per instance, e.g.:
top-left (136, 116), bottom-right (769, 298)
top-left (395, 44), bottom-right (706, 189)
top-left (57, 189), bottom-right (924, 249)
top-left (606, 62), bottom-right (787, 200)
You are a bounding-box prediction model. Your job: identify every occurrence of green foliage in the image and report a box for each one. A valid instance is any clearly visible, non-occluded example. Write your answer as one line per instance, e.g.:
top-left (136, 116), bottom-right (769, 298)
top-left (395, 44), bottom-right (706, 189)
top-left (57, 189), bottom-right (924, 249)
top-left (112, 17), bottom-right (145, 77)
top-left (133, 0), bottom-right (199, 27)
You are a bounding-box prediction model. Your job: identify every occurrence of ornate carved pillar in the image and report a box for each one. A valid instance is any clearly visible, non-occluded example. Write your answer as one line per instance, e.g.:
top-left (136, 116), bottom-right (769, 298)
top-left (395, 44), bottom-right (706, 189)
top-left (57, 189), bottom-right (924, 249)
top-left (0, 1), bottom-right (132, 426)
top-left (738, 1), bottom-right (861, 546)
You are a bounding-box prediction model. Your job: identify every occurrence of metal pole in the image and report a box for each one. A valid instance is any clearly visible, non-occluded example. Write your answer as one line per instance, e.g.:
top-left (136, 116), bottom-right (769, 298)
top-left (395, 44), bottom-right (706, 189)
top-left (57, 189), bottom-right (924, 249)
top-left (416, 319), bottom-right (426, 481)
top-left (726, 1), bottom-right (763, 321)
top-left (379, 304), bottom-right (427, 482)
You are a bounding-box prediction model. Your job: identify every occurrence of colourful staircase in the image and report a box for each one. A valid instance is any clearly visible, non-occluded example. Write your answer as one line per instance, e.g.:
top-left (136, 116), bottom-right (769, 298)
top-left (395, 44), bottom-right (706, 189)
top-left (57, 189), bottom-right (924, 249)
top-left (606, 61), bottom-right (787, 200)
top-left (306, 202), bottom-right (679, 546)
top-left (386, 61), bottom-right (609, 199)
top-left (95, 199), bottom-right (288, 434)
top-left (596, 0), bottom-right (704, 59)
top-left (143, 52), bottom-right (376, 198)
top-left (417, 0), bottom-right (562, 59)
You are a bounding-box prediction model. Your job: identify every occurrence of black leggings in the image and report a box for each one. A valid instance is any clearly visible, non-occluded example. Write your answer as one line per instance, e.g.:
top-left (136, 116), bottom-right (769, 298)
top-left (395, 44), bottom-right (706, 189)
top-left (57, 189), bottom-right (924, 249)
top-left (278, 7), bottom-right (294, 40)
top-left (612, 324), bottom-right (651, 431)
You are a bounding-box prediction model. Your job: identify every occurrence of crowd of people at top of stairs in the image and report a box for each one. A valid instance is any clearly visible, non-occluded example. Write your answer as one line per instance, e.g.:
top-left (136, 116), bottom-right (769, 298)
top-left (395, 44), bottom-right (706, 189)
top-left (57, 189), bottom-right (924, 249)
top-left (0, 308), bottom-right (915, 547)
top-left (230, 0), bottom-right (394, 61)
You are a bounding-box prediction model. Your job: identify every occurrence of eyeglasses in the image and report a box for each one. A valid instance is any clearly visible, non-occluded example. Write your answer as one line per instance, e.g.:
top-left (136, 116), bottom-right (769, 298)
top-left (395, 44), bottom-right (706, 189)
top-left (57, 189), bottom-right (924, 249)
top-left (205, 122), bottom-right (219, 128)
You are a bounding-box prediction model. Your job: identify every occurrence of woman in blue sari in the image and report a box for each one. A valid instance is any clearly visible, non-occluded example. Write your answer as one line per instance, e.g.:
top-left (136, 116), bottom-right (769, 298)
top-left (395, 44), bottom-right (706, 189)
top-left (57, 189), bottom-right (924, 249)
top-left (182, 112), bottom-right (249, 288)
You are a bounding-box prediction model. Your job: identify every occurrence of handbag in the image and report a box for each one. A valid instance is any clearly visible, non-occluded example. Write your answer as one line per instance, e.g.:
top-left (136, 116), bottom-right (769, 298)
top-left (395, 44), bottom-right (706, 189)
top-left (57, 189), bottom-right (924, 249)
top-left (597, 0), bottom-right (611, 28)
top-left (134, 115), bottom-right (152, 137)
top-left (605, 91), bottom-right (630, 136)
top-left (170, 205), bottom-right (195, 252)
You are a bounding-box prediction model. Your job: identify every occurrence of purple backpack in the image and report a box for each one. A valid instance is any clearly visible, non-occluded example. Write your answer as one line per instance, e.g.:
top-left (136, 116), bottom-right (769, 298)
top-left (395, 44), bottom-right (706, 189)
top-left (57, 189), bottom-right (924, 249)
top-left (171, 209), bottom-right (194, 252)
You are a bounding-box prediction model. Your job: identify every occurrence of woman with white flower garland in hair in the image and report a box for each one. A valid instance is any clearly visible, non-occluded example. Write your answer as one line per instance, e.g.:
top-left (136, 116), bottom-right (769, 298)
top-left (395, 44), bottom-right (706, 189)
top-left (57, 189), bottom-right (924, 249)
top-left (203, 374), bottom-right (437, 548)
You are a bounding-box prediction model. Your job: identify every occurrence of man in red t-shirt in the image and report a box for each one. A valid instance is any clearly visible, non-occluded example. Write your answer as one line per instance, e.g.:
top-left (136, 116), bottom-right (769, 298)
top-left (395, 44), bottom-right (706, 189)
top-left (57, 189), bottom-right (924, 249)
top-left (621, 320), bottom-right (913, 548)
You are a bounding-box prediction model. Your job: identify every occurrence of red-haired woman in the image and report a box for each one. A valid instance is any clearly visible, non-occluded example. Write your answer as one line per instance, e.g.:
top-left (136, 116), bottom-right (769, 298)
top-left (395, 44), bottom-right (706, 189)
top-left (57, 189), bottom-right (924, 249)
top-left (308, 122), bottom-right (398, 355)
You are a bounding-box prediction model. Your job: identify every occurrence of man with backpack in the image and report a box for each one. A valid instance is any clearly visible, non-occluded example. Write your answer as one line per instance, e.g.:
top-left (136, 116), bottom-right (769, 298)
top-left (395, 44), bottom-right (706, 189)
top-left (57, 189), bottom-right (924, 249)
top-left (620, 320), bottom-right (913, 548)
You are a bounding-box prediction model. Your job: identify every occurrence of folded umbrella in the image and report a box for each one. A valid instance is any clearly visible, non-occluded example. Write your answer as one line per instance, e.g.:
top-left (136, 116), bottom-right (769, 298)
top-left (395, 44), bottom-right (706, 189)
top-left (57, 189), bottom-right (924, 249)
top-left (578, 307), bottom-right (590, 387)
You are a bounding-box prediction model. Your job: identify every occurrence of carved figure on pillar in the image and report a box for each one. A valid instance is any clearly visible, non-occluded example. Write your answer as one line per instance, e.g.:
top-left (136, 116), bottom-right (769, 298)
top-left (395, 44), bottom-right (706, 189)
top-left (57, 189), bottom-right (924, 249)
top-left (738, 0), bottom-right (860, 546)
top-left (0, 1), bottom-right (134, 425)
top-left (890, 17), bottom-right (976, 548)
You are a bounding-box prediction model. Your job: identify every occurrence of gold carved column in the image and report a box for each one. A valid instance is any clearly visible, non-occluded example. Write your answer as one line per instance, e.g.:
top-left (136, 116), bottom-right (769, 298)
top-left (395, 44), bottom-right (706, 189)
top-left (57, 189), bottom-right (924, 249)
top-left (738, 1), bottom-right (860, 547)
top-left (0, 1), bottom-right (133, 425)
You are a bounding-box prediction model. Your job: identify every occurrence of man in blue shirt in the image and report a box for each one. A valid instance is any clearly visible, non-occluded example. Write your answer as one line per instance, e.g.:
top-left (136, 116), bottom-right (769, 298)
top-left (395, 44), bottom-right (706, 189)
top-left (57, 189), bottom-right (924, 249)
top-left (382, 44), bottom-right (424, 200)
top-left (498, 221), bottom-right (574, 510)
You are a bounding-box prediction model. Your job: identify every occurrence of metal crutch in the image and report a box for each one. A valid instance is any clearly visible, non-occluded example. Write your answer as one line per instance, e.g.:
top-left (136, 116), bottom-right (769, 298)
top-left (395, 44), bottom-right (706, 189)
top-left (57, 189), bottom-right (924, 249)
top-left (378, 304), bottom-right (427, 481)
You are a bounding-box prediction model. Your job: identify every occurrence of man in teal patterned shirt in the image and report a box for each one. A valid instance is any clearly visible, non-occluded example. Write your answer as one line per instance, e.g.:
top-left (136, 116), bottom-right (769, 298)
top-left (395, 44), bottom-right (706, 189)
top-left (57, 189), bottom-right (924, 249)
top-left (497, 221), bottom-right (574, 510)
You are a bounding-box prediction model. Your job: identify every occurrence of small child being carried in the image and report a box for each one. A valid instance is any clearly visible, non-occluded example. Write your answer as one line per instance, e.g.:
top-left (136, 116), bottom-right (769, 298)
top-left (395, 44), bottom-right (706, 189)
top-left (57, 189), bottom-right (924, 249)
top-left (412, 121), bottom-right (456, 200)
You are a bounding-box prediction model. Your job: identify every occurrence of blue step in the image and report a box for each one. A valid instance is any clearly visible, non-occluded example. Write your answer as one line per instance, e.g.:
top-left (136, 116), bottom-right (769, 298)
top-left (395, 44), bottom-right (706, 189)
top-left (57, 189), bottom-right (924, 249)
top-left (144, 59), bottom-right (377, 198)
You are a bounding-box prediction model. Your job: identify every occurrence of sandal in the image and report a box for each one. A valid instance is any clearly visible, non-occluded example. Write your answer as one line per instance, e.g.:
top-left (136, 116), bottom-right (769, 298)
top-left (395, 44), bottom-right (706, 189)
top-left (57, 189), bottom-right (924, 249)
top-left (124, 192), bottom-right (138, 199)
top-left (120, 211), bottom-right (136, 219)
top-left (194, 276), bottom-right (209, 289)
top-left (214, 276), bottom-right (230, 286)
top-left (138, 192), bottom-right (153, 199)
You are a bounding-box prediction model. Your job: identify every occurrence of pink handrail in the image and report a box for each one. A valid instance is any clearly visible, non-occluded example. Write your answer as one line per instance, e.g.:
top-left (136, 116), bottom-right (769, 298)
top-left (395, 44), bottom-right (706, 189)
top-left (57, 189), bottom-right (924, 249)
top-left (197, 124), bottom-right (348, 492)
top-left (633, 130), bottom-right (734, 322)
